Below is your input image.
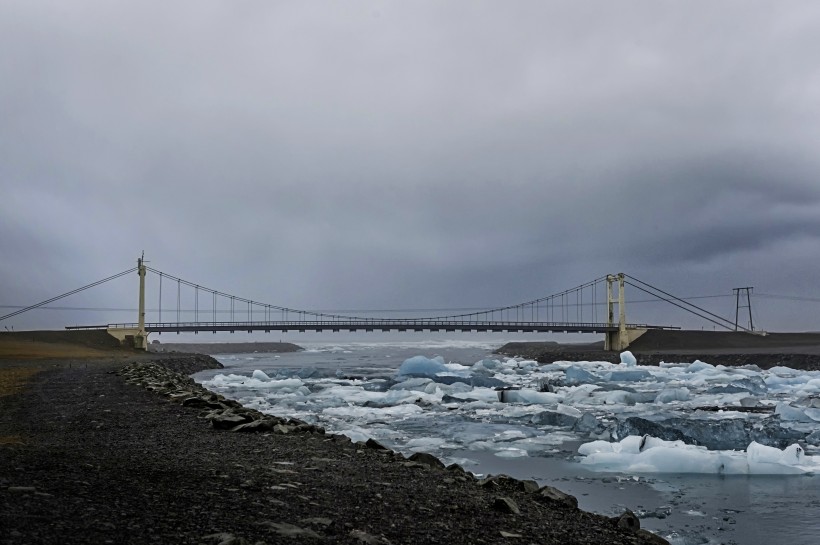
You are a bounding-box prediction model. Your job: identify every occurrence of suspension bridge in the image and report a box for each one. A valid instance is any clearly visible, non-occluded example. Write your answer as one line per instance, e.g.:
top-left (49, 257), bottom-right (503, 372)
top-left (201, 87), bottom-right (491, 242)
top-left (2, 257), bottom-right (757, 351)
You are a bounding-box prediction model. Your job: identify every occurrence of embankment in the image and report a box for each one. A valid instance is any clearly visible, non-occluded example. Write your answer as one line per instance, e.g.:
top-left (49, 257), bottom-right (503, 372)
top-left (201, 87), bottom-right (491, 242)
top-left (497, 330), bottom-right (820, 370)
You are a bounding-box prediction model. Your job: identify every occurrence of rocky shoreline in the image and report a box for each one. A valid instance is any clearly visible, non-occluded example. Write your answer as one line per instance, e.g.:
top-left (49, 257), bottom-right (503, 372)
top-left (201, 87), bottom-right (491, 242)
top-left (0, 354), bottom-right (666, 544)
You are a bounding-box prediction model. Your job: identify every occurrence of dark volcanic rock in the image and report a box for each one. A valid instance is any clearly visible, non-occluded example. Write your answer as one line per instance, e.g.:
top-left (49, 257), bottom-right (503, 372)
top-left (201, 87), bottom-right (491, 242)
top-left (407, 451), bottom-right (445, 469)
top-left (493, 496), bottom-right (521, 515)
top-left (613, 509), bottom-right (641, 531)
top-left (536, 485), bottom-right (579, 509)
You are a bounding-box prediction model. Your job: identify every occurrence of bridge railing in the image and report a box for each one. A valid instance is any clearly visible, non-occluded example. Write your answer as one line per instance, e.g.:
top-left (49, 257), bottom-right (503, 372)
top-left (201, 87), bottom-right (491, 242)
top-left (68, 319), bottom-right (674, 333)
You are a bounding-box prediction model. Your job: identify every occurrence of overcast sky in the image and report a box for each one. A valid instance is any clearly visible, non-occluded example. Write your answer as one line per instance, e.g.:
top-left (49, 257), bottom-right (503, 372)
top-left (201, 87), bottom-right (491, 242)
top-left (2, 1), bottom-right (820, 335)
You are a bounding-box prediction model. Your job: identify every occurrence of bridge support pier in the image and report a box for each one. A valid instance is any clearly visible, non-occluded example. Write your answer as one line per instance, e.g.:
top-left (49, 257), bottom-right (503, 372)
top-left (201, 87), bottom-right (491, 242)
top-left (604, 273), bottom-right (647, 351)
top-left (605, 327), bottom-right (648, 351)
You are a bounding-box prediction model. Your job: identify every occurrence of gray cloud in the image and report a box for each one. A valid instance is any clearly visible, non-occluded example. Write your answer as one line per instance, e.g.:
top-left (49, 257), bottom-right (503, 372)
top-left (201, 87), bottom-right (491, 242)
top-left (3, 1), bottom-right (820, 333)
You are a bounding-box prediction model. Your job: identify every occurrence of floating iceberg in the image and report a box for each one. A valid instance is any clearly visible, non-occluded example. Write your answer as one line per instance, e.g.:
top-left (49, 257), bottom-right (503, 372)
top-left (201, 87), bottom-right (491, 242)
top-left (619, 351), bottom-right (637, 367)
top-left (397, 355), bottom-right (448, 377)
top-left (578, 436), bottom-right (820, 475)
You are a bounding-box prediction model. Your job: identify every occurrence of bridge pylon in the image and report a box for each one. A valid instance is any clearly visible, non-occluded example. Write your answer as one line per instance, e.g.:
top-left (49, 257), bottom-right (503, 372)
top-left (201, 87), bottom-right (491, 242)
top-left (105, 255), bottom-right (149, 350)
top-left (605, 273), bottom-right (646, 351)
top-left (135, 255), bottom-right (148, 350)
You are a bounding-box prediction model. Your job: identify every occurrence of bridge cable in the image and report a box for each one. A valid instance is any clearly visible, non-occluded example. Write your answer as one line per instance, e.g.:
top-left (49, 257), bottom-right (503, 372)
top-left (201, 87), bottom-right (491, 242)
top-left (624, 275), bottom-right (749, 332)
top-left (624, 275), bottom-right (740, 330)
top-left (0, 267), bottom-right (138, 322)
top-left (625, 282), bottom-right (733, 331)
top-left (144, 265), bottom-right (610, 324)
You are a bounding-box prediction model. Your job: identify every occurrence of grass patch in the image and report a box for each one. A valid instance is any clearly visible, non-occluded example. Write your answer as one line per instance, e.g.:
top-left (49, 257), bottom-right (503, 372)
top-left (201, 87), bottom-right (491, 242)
top-left (0, 366), bottom-right (45, 397)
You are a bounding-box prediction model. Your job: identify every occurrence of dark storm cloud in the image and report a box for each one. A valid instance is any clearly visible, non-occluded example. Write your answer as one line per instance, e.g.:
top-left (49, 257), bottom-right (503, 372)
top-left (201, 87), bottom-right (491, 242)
top-left (2, 1), bottom-right (820, 332)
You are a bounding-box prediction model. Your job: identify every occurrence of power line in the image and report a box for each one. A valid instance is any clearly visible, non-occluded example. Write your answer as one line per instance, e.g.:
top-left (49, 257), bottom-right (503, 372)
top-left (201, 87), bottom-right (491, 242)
top-left (755, 293), bottom-right (820, 303)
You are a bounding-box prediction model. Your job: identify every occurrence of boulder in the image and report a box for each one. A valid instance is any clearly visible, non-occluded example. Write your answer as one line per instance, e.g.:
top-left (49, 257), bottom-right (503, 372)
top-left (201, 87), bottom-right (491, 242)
top-left (365, 438), bottom-right (389, 450)
top-left (273, 424), bottom-right (296, 434)
top-left (209, 412), bottom-right (251, 430)
top-left (493, 496), bottom-right (520, 515)
top-left (636, 529), bottom-right (671, 544)
top-left (613, 509), bottom-right (640, 531)
top-left (232, 419), bottom-right (276, 433)
top-left (535, 485), bottom-right (578, 509)
top-left (181, 396), bottom-right (223, 410)
top-left (407, 452), bottom-right (445, 469)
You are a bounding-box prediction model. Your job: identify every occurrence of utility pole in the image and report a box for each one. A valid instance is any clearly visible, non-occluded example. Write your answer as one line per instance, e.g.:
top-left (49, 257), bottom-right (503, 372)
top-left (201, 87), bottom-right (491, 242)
top-left (733, 287), bottom-right (754, 331)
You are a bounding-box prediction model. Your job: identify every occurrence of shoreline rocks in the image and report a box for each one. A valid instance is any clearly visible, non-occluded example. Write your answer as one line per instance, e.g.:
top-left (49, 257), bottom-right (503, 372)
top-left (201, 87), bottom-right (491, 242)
top-left (117, 361), bottom-right (325, 436)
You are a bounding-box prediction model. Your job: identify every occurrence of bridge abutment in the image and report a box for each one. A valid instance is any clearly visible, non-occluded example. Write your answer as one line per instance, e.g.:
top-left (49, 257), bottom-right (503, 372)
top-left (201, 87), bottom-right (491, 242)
top-left (605, 327), bottom-right (648, 351)
top-left (106, 327), bottom-right (148, 349)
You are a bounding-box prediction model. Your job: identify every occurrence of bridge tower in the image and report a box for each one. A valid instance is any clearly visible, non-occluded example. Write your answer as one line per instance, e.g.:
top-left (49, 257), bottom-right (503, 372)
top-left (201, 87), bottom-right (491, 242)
top-left (604, 273), bottom-right (646, 351)
top-left (105, 255), bottom-right (149, 350)
top-left (135, 255), bottom-right (148, 350)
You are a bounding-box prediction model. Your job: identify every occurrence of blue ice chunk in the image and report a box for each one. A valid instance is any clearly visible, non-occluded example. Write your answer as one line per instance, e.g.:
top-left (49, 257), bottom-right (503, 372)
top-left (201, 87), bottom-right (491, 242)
top-left (424, 375), bottom-right (471, 386)
top-left (361, 380), bottom-right (394, 392)
top-left (476, 358), bottom-right (500, 369)
top-left (620, 351), bottom-right (637, 367)
top-left (655, 387), bottom-right (691, 403)
top-left (251, 369), bottom-right (271, 381)
top-left (686, 360), bottom-right (715, 373)
top-left (423, 374), bottom-right (507, 388)
top-left (531, 410), bottom-right (579, 427)
top-left (397, 355), bottom-right (448, 377)
top-left (606, 369), bottom-right (652, 382)
top-left (469, 375), bottom-right (507, 388)
top-left (565, 366), bottom-right (596, 384)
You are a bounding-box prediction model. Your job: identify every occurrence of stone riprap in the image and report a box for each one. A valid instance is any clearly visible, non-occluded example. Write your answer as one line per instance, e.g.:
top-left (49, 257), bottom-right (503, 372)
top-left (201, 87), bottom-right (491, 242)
top-left (117, 362), bottom-right (325, 436)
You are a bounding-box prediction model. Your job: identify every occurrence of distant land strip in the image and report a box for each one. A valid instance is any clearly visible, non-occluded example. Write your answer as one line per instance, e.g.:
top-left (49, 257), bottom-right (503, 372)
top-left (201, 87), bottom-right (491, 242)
top-left (150, 341), bottom-right (303, 355)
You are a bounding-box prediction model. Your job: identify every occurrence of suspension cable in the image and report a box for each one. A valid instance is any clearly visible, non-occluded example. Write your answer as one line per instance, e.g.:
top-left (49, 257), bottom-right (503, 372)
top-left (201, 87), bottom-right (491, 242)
top-left (145, 265), bottom-right (609, 324)
top-left (0, 267), bottom-right (138, 322)
top-left (624, 275), bottom-right (747, 332)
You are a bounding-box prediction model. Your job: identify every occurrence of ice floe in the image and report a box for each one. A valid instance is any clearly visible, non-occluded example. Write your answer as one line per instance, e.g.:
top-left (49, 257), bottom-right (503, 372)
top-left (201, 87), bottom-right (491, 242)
top-left (201, 350), bottom-right (820, 475)
top-left (578, 436), bottom-right (819, 475)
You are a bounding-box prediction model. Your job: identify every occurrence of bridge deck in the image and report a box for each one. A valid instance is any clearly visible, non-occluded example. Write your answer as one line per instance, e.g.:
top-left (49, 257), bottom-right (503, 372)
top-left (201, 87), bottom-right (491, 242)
top-left (67, 320), bottom-right (674, 334)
